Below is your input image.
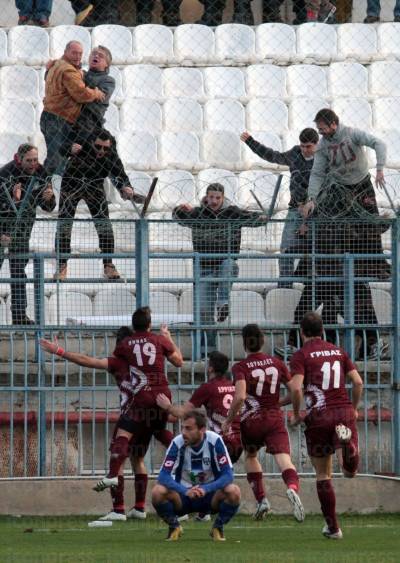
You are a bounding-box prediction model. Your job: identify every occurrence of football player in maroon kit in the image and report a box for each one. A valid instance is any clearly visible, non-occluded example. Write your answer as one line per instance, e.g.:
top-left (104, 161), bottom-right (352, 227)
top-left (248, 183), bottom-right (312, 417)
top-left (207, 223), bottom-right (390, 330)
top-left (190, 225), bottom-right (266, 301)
top-left (289, 312), bottom-right (363, 539)
top-left (156, 351), bottom-right (243, 521)
top-left (40, 306), bottom-right (183, 493)
top-left (222, 324), bottom-right (305, 522)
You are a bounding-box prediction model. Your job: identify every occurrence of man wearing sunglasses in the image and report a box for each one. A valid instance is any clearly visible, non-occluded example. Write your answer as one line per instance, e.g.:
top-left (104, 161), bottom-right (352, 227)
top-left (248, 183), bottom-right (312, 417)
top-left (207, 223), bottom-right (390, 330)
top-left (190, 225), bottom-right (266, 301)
top-left (54, 129), bottom-right (144, 281)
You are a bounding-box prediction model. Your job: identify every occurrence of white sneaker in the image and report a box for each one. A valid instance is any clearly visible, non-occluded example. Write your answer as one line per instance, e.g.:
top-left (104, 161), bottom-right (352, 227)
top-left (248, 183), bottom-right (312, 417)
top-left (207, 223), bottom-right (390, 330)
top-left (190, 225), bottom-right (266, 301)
top-left (126, 507), bottom-right (147, 519)
top-left (286, 489), bottom-right (305, 522)
top-left (253, 498), bottom-right (271, 520)
top-left (322, 524), bottom-right (343, 539)
top-left (99, 511), bottom-right (127, 522)
top-left (335, 424), bottom-right (352, 444)
top-left (93, 476), bottom-right (119, 492)
top-left (177, 514), bottom-right (189, 522)
top-left (274, 344), bottom-right (297, 359)
top-left (194, 513), bottom-right (211, 522)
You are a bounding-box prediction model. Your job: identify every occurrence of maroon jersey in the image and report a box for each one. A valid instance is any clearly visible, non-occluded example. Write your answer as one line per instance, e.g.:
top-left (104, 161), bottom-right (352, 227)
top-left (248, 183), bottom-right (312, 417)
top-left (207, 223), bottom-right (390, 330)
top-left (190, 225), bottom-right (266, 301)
top-left (290, 338), bottom-right (356, 414)
top-left (232, 352), bottom-right (291, 421)
top-left (108, 331), bottom-right (175, 408)
top-left (190, 377), bottom-right (241, 434)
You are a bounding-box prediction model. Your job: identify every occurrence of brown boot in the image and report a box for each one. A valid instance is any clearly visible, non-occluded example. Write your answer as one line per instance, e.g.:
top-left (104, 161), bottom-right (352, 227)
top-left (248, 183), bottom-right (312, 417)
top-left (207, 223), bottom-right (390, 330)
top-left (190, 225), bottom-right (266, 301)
top-left (53, 264), bottom-right (68, 281)
top-left (104, 263), bottom-right (121, 280)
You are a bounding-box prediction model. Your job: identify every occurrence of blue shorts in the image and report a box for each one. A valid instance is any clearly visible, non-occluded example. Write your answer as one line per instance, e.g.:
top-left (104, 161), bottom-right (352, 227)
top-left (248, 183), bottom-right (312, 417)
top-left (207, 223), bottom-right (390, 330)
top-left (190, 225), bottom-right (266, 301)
top-left (176, 491), bottom-right (216, 516)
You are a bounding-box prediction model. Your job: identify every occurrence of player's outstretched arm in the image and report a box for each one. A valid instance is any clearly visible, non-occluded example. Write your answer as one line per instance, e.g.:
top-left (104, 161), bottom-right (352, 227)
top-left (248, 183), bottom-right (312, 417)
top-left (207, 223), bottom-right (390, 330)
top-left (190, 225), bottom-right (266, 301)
top-left (156, 393), bottom-right (194, 419)
top-left (347, 369), bottom-right (363, 416)
top-left (287, 375), bottom-right (304, 425)
top-left (40, 338), bottom-right (108, 370)
top-left (160, 324), bottom-right (184, 367)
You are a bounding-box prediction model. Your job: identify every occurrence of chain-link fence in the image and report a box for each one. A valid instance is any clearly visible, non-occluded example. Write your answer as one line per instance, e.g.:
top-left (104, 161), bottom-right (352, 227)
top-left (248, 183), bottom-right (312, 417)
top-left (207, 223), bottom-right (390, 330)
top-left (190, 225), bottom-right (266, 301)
top-left (0, 5), bottom-right (400, 479)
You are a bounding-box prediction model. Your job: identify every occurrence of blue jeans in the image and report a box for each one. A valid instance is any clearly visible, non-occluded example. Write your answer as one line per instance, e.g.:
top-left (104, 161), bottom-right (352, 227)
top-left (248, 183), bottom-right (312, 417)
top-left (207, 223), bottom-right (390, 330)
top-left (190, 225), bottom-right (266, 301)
top-left (279, 207), bottom-right (304, 288)
top-left (367, 0), bottom-right (400, 16)
top-left (16, 0), bottom-right (53, 19)
top-left (40, 112), bottom-right (72, 176)
top-left (198, 258), bottom-right (239, 351)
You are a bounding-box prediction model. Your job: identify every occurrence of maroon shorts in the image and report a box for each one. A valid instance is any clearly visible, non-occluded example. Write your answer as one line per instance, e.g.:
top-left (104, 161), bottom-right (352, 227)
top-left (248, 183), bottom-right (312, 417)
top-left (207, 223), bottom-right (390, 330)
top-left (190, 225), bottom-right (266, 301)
top-left (304, 405), bottom-right (358, 458)
top-left (240, 411), bottom-right (290, 455)
top-left (223, 431), bottom-right (243, 464)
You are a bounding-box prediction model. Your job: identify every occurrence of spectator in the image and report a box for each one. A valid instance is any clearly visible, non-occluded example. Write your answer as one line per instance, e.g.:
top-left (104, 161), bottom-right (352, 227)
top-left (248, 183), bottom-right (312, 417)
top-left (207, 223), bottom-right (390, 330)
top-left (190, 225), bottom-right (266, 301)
top-left (292, 0), bottom-right (307, 24)
top-left (15, 0), bottom-right (52, 26)
top-left (0, 144), bottom-right (55, 325)
top-left (40, 41), bottom-right (105, 175)
top-left (232, 1), bottom-right (254, 25)
top-left (69, 1), bottom-right (119, 25)
top-left (173, 183), bottom-right (267, 355)
top-left (135, 0), bottom-right (182, 26)
top-left (262, 0), bottom-right (284, 22)
top-left (54, 129), bottom-right (144, 281)
top-left (305, 0), bottom-right (336, 22)
top-left (241, 128), bottom-right (319, 287)
top-left (364, 0), bottom-right (400, 23)
top-left (196, 0), bottom-right (225, 25)
top-left (336, 0), bottom-right (352, 23)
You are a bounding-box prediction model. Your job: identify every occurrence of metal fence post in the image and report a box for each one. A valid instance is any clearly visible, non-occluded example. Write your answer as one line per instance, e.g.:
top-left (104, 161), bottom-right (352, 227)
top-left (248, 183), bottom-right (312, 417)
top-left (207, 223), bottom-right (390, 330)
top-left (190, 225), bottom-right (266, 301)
top-left (344, 253), bottom-right (355, 358)
top-left (193, 253), bottom-right (201, 361)
top-left (135, 218), bottom-right (149, 308)
top-left (33, 254), bottom-right (46, 476)
top-left (391, 218), bottom-right (400, 474)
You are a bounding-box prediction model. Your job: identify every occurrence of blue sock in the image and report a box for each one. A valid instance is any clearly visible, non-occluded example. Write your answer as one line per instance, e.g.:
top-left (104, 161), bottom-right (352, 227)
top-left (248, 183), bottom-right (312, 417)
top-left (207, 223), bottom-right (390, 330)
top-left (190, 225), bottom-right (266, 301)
top-left (213, 501), bottom-right (239, 529)
top-left (154, 501), bottom-right (179, 528)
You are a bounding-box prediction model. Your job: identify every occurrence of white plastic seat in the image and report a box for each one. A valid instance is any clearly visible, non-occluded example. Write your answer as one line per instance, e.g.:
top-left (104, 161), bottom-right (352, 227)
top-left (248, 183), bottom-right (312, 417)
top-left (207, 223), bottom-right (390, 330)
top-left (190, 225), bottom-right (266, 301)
top-left (111, 258), bottom-right (136, 281)
top-left (5, 287), bottom-right (50, 324)
top-left (331, 98), bottom-right (372, 130)
top-left (174, 24), bottom-right (215, 64)
top-left (286, 65), bottom-right (327, 98)
top-left (371, 288), bottom-right (391, 325)
top-left (0, 101), bottom-right (36, 136)
top-left (149, 211), bottom-right (193, 253)
top-left (8, 26), bottom-right (49, 65)
top-left (296, 23), bottom-right (337, 63)
top-left (150, 259), bottom-right (190, 294)
top-left (202, 131), bottom-right (242, 170)
top-left (289, 97), bottom-right (327, 131)
top-left (226, 290), bottom-right (265, 324)
top-left (255, 23), bottom-right (296, 64)
top-left (215, 24), bottom-right (256, 64)
top-left (104, 103), bottom-right (120, 136)
top-left (0, 66), bottom-right (39, 103)
top-left (235, 256), bottom-right (278, 291)
top-left (151, 170), bottom-right (195, 210)
top-left (120, 99), bottom-right (162, 133)
top-left (246, 64), bottom-right (286, 99)
top-left (91, 25), bottom-right (134, 64)
top-left (0, 29), bottom-right (7, 64)
top-left (50, 25), bottom-right (91, 62)
top-left (238, 171), bottom-right (288, 211)
top-left (70, 221), bottom-right (101, 253)
top-left (337, 23), bottom-right (377, 63)
top-left (265, 288), bottom-right (302, 324)
top-left (373, 98), bottom-right (400, 131)
top-left (204, 100), bottom-right (245, 134)
top-left (93, 288), bottom-right (135, 316)
top-left (377, 23), bottom-right (400, 59)
top-left (113, 222), bottom-right (136, 251)
top-left (158, 132), bottom-right (200, 170)
top-left (179, 289), bottom-right (193, 314)
top-left (246, 98), bottom-right (288, 135)
top-left (204, 67), bottom-right (246, 100)
top-left (48, 291), bottom-right (93, 325)
top-left (51, 0), bottom-right (75, 25)
top-left (0, 297), bottom-right (9, 325)
top-left (133, 25), bottom-right (174, 64)
top-left (329, 62), bottom-right (368, 98)
top-left (118, 132), bottom-right (158, 170)
top-left (241, 132), bottom-right (283, 170)
top-left (370, 62), bottom-right (400, 97)
top-left (122, 65), bottom-right (163, 101)
top-left (149, 291), bottom-right (179, 315)
top-left (163, 98), bottom-right (203, 133)
top-left (381, 130), bottom-right (400, 169)
top-left (108, 66), bottom-right (124, 104)
top-left (163, 67), bottom-right (205, 100)
top-left (197, 169), bottom-right (239, 204)
top-left (0, 133), bottom-right (29, 167)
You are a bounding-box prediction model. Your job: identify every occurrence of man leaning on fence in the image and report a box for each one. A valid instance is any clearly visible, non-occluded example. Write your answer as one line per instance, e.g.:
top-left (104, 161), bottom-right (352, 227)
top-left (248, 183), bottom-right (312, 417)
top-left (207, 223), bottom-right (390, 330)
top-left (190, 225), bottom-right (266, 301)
top-left (0, 144), bottom-right (55, 325)
top-left (173, 183), bottom-right (267, 355)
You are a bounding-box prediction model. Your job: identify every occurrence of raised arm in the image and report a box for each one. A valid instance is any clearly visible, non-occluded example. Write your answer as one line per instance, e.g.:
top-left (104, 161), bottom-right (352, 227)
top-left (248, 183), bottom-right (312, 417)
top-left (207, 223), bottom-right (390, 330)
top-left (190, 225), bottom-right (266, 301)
top-left (40, 338), bottom-right (108, 370)
top-left (156, 393), bottom-right (194, 418)
top-left (241, 131), bottom-right (293, 166)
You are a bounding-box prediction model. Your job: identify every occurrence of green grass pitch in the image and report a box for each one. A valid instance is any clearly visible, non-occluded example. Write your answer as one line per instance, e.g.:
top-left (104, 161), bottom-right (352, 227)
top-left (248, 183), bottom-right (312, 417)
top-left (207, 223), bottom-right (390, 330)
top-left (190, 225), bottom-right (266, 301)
top-left (0, 514), bottom-right (399, 563)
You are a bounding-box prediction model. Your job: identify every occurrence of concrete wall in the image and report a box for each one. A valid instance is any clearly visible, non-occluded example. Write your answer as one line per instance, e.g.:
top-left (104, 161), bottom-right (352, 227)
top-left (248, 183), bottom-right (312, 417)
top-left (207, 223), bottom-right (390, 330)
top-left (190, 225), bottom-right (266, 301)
top-left (1, 475), bottom-right (399, 516)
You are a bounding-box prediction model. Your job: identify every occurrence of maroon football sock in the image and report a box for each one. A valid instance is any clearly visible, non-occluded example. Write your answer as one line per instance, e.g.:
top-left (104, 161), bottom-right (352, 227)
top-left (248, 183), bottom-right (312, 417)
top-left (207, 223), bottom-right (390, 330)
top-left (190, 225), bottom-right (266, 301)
top-left (108, 436), bottom-right (130, 478)
top-left (134, 473), bottom-right (148, 510)
top-left (247, 472), bottom-right (265, 502)
top-left (341, 440), bottom-right (359, 476)
top-left (282, 468), bottom-right (300, 492)
top-left (154, 429), bottom-right (173, 448)
top-left (316, 479), bottom-right (339, 532)
top-left (111, 475), bottom-right (125, 514)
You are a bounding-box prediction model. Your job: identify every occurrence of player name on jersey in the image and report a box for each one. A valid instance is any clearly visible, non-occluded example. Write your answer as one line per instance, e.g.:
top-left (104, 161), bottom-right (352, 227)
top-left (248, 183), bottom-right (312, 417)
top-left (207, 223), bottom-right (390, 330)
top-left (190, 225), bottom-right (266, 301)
top-left (245, 358), bottom-right (274, 368)
top-left (309, 349), bottom-right (342, 358)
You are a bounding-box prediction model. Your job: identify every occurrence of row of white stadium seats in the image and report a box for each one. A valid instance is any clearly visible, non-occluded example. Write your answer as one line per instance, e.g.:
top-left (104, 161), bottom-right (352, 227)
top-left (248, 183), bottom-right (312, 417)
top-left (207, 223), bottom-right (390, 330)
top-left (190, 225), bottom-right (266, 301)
top-left (0, 23), bottom-right (400, 66)
top-left (0, 287), bottom-right (391, 326)
top-left (2, 62), bottom-right (400, 103)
